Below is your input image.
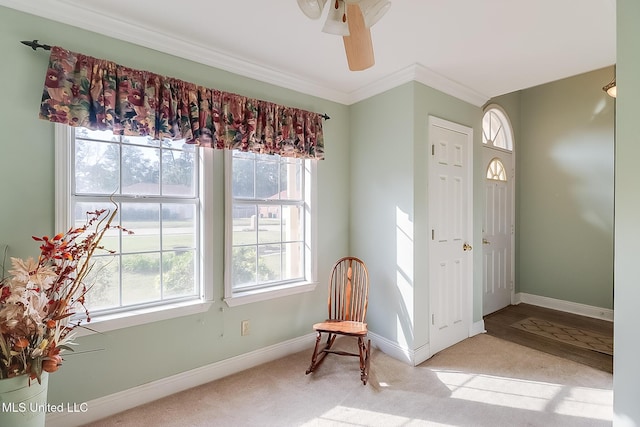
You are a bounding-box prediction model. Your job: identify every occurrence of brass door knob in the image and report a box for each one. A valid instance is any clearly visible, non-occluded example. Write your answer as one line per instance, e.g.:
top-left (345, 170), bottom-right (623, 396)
top-left (482, 238), bottom-right (490, 245)
top-left (463, 243), bottom-right (473, 251)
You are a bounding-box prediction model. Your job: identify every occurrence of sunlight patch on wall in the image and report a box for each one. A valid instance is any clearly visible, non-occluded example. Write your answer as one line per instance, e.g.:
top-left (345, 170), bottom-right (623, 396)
top-left (396, 206), bottom-right (414, 325)
top-left (550, 139), bottom-right (614, 233)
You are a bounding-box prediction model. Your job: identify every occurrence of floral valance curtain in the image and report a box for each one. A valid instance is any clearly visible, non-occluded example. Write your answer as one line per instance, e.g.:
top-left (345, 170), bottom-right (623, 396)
top-left (39, 46), bottom-right (324, 160)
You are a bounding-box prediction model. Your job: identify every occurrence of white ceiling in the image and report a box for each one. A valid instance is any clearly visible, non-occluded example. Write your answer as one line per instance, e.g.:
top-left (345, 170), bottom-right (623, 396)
top-left (2, 0), bottom-right (616, 106)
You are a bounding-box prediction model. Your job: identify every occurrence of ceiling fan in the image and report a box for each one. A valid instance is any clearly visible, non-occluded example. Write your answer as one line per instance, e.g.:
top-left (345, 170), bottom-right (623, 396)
top-left (297, 0), bottom-right (391, 71)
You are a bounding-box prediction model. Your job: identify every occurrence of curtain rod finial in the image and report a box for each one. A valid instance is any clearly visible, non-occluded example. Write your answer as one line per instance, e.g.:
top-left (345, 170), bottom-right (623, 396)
top-left (20, 40), bottom-right (51, 51)
top-left (321, 113), bottom-right (330, 120)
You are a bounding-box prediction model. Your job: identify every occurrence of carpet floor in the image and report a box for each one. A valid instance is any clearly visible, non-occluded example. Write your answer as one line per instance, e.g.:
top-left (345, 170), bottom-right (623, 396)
top-left (85, 333), bottom-right (613, 427)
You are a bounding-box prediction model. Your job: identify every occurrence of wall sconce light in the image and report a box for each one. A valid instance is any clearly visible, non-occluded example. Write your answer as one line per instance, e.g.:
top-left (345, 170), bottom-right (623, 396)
top-left (603, 77), bottom-right (617, 98)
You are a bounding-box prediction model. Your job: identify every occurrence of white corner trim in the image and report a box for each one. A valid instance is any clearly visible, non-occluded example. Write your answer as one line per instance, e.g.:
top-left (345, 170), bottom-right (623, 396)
top-left (368, 332), bottom-right (431, 367)
top-left (45, 333), bottom-right (317, 427)
top-left (470, 320), bottom-right (486, 336)
top-left (514, 293), bottom-right (614, 322)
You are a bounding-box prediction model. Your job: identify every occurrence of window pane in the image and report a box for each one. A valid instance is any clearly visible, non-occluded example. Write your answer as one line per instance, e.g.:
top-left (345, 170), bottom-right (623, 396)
top-left (163, 204), bottom-right (196, 250)
top-left (283, 242), bottom-right (304, 281)
top-left (490, 113), bottom-right (502, 140)
top-left (494, 131), bottom-right (506, 150)
top-left (122, 145), bottom-right (160, 195)
top-left (233, 205), bottom-right (257, 246)
top-left (122, 253), bottom-right (161, 305)
top-left (228, 151), bottom-right (312, 295)
top-left (67, 127), bottom-right (203, 317)
top-left (75, 139), bottom-right (120, 194)
top-left (257, 206), bottom-right (281, 244)
top-left (282, 205), bottom-right (303, 242)
top-left (259, 246), bottom-right (280, 282)
top-left (163, 250), bottom-right (196, 297)
top-left (232, 156), bottom-right (255, 198)
top-left (256, 158), bottom-right (279, 199)
top-left (232, 246), bottom-right (257, 289)
top-left (122, 203), bottom-right (160, 253)
top-left (280, 160), bottom-right (302, 200)
top-left (162, 147), bottom-right (195, 197)
top-left (74, 202), bottom-right (121, 253)
top-left (84, 255), bottom-right (120, 311)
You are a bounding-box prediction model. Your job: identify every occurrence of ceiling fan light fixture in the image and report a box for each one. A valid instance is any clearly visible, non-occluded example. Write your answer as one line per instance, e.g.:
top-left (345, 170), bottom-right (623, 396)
top-left (358, 0), bottom-right (391, 28)
top-left (322, 1), bottom-right (350, 36)
top-left (297, 0), bottom-right (328, 20)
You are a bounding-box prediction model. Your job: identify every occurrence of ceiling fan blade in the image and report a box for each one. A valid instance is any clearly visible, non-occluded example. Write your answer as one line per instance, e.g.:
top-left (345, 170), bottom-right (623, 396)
top-left (342, 3), bottom-right (375, 71)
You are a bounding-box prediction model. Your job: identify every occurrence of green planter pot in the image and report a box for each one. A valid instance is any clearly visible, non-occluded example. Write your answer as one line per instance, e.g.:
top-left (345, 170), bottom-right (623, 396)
top-left (0, 373), bottom-right (49, 427)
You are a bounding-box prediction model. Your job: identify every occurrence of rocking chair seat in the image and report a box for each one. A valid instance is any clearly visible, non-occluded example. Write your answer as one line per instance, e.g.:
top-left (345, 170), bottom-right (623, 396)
top-left (313, 320), bottom-right (368, 336)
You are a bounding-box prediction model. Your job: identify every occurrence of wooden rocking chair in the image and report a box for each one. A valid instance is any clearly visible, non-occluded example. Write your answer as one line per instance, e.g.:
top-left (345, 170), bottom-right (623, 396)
top-left (305, 256), bottom-right (371, 385)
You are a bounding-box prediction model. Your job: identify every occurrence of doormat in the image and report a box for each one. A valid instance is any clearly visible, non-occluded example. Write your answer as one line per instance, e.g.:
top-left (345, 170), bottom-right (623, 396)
top-left (510, 317), bottom-right (613, 355)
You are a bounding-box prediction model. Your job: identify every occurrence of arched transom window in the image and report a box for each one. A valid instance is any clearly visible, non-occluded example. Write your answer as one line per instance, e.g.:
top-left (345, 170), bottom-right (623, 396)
top-left (482, 107), bottom-right (513, 151)
top-left (486, 158), bottom-right (507, 181)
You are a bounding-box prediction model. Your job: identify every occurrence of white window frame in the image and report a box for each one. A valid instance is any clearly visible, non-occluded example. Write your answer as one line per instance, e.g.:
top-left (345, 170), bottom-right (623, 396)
top-left (482, 105), bottom-right (514, 152)
top-left (55, 124), bottom-right (214, 335)
top-left (223, 150), bottom-right (317, 307)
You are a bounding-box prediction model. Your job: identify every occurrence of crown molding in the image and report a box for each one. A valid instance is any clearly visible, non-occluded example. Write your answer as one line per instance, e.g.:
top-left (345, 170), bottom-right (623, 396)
top-left (413, 64), bottom-right (490, 107)
top-left (2, 0), bottom-right (351, 104)
top-left (3, 0), bottom-right (489, 107)
top-left (345, 64), bottom-right (490, 106)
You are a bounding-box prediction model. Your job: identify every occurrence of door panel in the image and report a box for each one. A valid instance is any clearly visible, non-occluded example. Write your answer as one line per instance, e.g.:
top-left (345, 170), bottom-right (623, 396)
top-left (428, 117), bottom-right (473, 356)
top-left (482, 147), bottom-right (513, 315)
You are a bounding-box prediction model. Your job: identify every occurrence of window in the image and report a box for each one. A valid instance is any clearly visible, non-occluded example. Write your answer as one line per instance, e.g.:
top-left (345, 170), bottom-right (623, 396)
top-left (55, 125), bottom-right (213, 332)
top-left (224, 151), bottom-right (317, 306)
top-left (482, 107), bottom-right (513, 151)
top-left (486, 158), bottom-right (507, 181)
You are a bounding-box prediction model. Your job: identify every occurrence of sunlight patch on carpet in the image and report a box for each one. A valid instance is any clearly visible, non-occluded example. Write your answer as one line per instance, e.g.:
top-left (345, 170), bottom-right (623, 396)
top-left (510, 317), bottom-right (613, 355)
top-left (435, 370), bottom-right (612, 422)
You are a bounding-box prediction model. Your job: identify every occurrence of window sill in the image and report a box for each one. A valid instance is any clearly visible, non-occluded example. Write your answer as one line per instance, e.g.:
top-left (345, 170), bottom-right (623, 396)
top-left (73, 299), bottom-right (215, 337)
top-left (224, 281), bottom-right (318, 307)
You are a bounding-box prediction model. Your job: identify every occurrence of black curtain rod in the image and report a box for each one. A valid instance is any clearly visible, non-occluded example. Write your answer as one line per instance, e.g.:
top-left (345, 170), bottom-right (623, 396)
top-left (21, 39), bottom-right (51, 51)
top-left (19, 39), bottom-right (330, 120)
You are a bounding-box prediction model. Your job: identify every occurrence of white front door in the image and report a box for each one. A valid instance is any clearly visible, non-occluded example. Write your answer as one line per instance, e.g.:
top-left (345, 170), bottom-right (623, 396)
top-left (428, 116), bottom-right (473, 356)
top-left (482, 147), bottom-right (513, 315)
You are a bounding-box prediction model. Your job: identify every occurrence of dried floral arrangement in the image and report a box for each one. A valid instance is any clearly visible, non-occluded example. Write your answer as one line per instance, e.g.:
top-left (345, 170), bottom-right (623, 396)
top-left (0, 207), bottom-right (121, 383)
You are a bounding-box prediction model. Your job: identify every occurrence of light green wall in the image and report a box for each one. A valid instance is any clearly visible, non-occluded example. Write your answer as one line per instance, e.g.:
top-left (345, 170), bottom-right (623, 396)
top-left (614, 0), bottom-right (640, 424)
top-left (349, 83), bottom-right (416, 347)
top-left (349, 82), bottom-right (482, 354)
top-left (0, 6), bottom-right (350, 404)
top-left (514, 67), bottom-right (615, 309)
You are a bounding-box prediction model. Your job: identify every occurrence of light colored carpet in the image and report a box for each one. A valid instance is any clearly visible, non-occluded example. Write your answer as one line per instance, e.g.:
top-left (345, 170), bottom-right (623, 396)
top-left (85, 334), bottom-right (612, 427)
top-left (510, 317), bottom-right (614, 355)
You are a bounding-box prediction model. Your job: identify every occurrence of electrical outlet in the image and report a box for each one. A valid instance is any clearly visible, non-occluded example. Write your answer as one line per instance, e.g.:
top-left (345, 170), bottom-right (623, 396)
top-left (241, 320), bottom-right (250, 336)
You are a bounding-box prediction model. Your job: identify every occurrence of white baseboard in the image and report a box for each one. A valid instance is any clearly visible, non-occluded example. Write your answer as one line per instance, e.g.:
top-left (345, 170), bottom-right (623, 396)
top-left (46, 333), bottom-right (318, 427)
top-left (369, 321), bottom-right (486, 368)
top-left (514, 293), bottom-right (613, 322)
top-left (367, 331), bottom-right (432, 366)
top-left (368, 331), bottom-right (418, 365)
